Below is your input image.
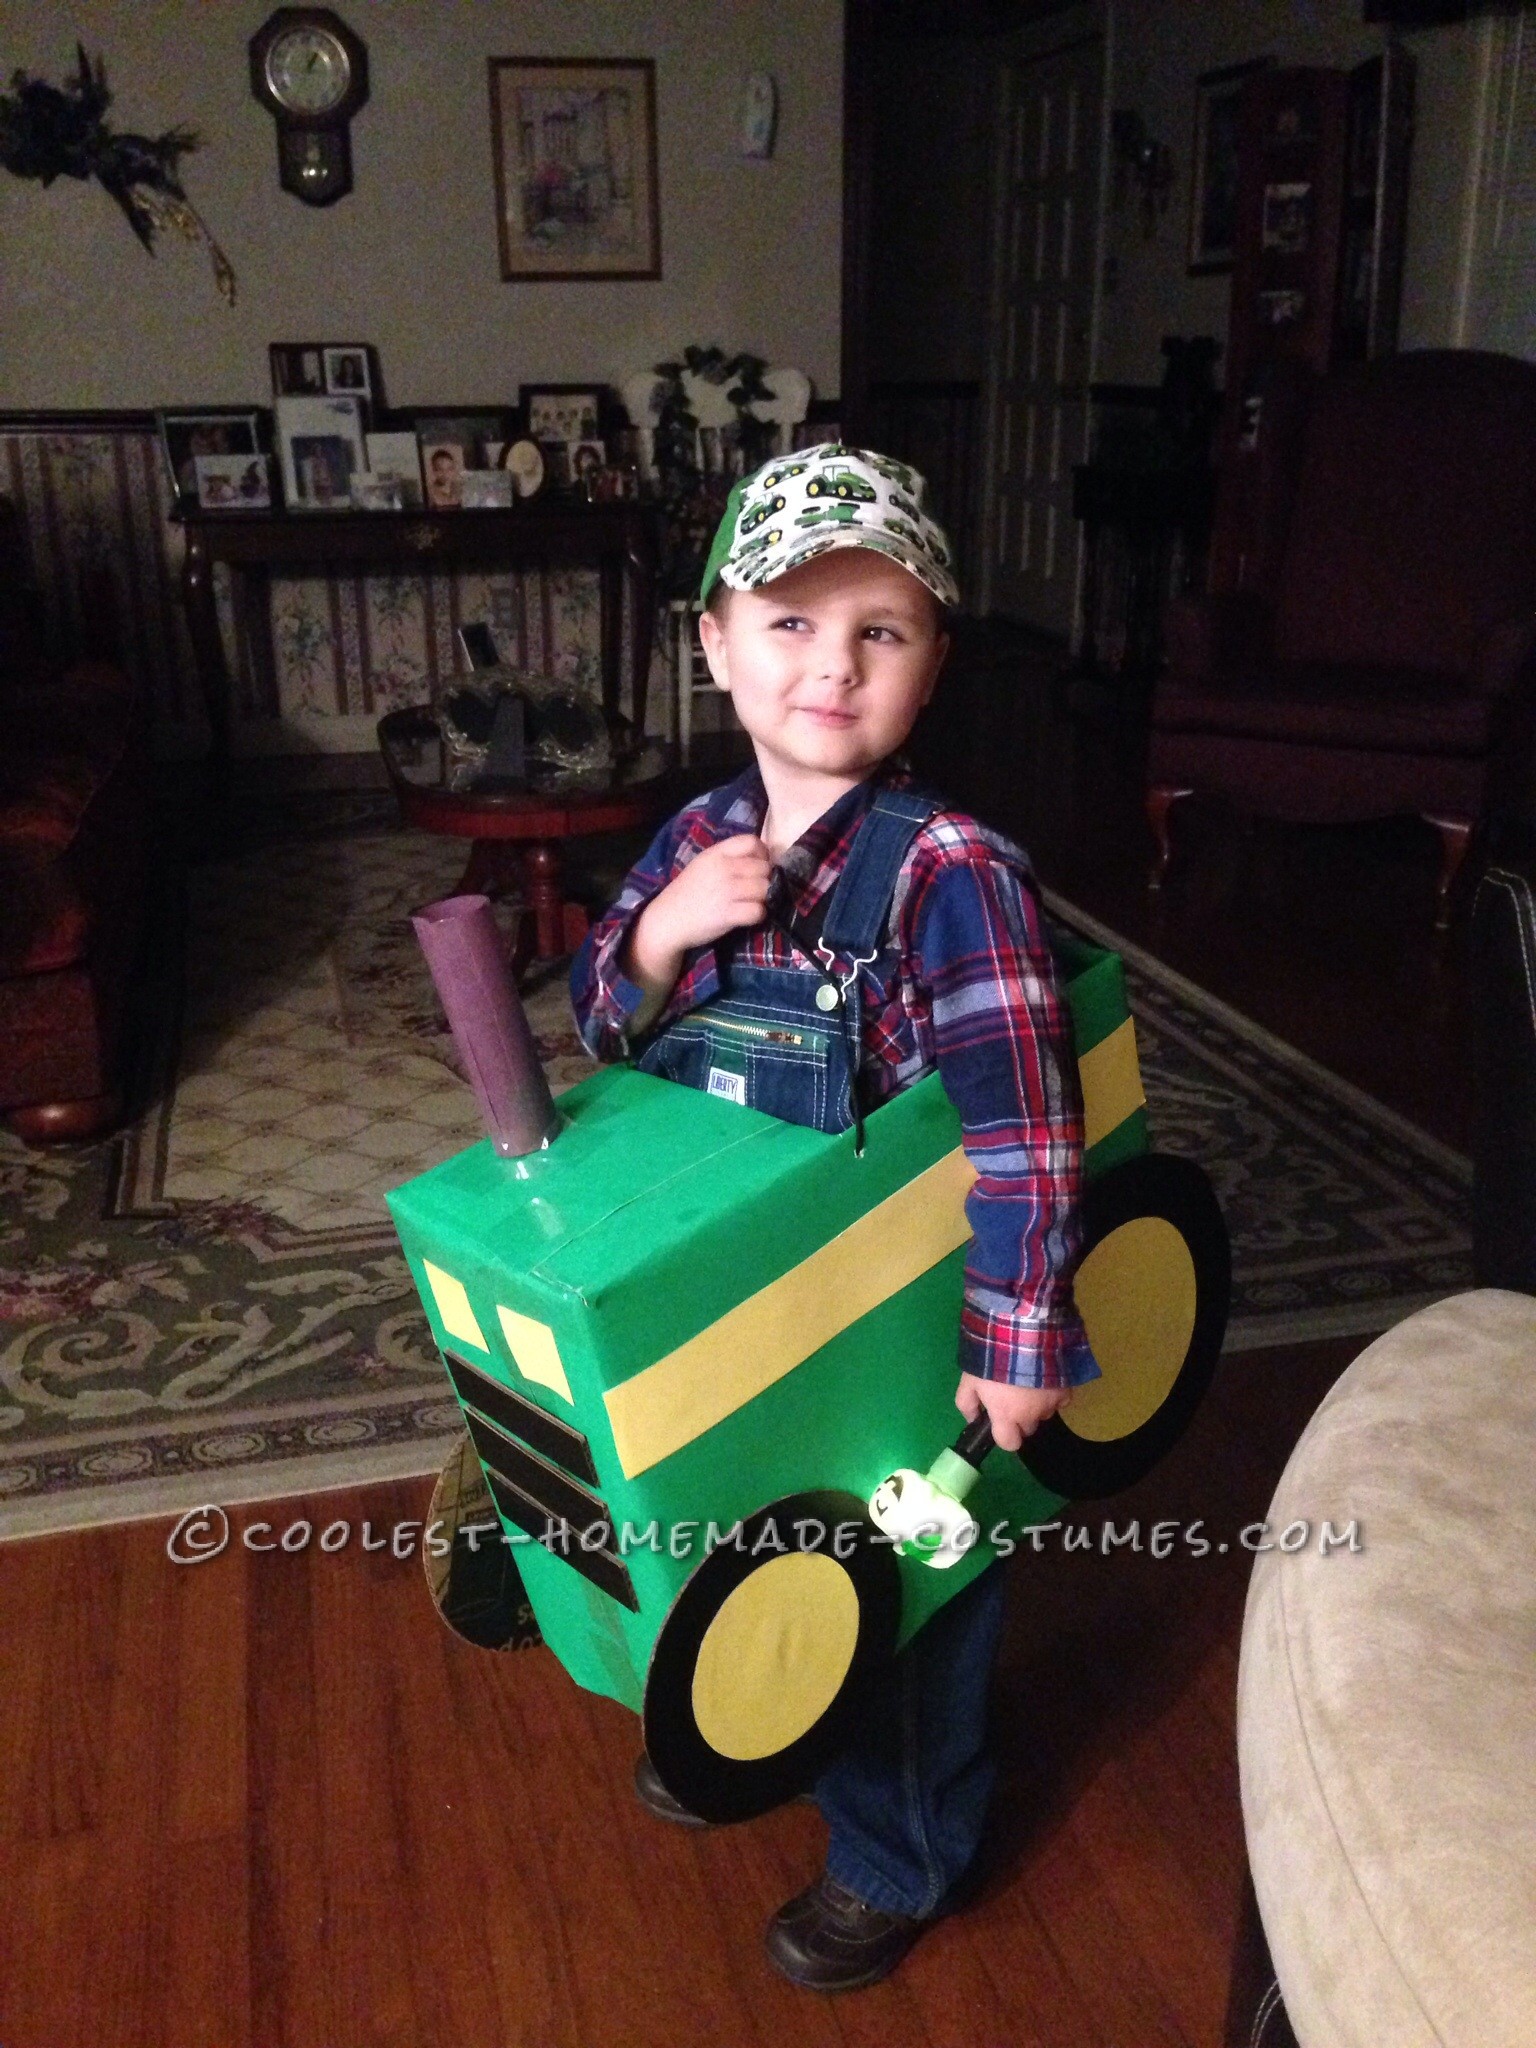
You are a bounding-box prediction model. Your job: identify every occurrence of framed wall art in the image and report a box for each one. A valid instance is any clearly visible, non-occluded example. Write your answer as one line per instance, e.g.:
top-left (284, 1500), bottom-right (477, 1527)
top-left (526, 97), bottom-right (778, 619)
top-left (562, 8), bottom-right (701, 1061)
top-left (1188, 57), bottom-right (1273, 275)
top-left (488, 57), bottom-right (661, 281)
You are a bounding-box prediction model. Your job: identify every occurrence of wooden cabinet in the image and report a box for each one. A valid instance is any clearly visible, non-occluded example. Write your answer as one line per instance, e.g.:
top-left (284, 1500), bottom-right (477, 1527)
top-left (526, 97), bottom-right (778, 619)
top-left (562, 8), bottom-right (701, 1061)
top-left (1211, 52), bottom-right (1414, 589)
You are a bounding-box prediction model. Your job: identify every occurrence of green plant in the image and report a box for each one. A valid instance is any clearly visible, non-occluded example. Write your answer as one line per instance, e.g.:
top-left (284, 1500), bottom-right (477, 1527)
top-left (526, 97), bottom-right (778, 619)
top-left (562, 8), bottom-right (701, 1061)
top-left (0, 44), bottom-right (234, 302)
top-left (650, 345), bottom-right (776, 599)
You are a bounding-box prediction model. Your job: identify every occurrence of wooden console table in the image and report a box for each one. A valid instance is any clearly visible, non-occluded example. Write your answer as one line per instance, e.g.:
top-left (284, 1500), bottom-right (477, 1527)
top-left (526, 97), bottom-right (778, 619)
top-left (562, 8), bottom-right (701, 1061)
top-left (179, 503), bottom-right (659, 764)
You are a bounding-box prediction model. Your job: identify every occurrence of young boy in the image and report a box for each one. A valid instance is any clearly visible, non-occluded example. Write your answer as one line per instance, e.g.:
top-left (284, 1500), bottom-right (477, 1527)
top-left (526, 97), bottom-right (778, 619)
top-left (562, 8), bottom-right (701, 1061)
top-left (570, 445), bottom-right (1098, 1991)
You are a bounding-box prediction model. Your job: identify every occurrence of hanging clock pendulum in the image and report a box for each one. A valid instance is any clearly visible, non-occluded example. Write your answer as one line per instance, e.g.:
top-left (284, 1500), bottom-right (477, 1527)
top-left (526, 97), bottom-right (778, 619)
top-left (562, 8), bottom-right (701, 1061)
top-left (249, 8), bottom-right (369, 206)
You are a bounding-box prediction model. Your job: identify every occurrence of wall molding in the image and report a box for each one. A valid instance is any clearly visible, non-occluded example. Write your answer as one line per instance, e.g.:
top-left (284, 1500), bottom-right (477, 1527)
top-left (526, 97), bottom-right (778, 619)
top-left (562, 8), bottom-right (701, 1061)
top-left (0, 409), bottom-right (159, 434)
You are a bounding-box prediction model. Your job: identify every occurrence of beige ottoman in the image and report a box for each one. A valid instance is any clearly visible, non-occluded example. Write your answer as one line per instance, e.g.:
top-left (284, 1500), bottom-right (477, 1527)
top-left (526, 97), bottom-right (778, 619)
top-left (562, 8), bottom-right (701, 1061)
top-left (1238, 1290), bottom-right (1536, 2048)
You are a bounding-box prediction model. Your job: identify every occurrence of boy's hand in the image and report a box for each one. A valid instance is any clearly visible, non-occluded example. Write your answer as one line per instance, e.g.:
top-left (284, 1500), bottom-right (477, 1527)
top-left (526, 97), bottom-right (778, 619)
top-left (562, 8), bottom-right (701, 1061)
top-left (620, 835), bottom-right (773, 1036)
top-left (637, 833), bottom-right (773, 958)
top-left (955, 1372), bottom-right (1072, 1453)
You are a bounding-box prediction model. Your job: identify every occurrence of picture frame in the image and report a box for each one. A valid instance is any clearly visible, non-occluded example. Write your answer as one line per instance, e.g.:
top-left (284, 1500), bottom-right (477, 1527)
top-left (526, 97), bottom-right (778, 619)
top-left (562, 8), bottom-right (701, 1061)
top-left (1188, 57), bottom-right (1273, 275)
top-left (407, 410), bottom-right (516, 468)
top-left (501, 438), bottom-right (546, 499)
top-left (323, 345), bottom-right (372, 398)
top-left (570, 439), bottom-right (607, 493)
top-left (536, 438), bottom-right (572, 492)
top-left (158, 408), bottom-right (266, 512)
top-left (488, 57), bottom-right (661, 281)
top-left (422, 440), bottom-right (467, 509)
top-left (270, 341), bottom-right (380, 408)
top-left (353, 474), bottom-right (405, 512)
top-left (192, 453), bottom-right (273, 511)
top-left (520, 384), bottom-right (604, 444)
top-left (268, 344), bottom-right (327, 397)
top-left (1261, 180), bottom-right (1313, 254)
top-left (364, 430), bottom-right (425, 510)
top-left (274, 394), bottom-right (367, 511)
top-left (460, 469), bottom-right (515, 510)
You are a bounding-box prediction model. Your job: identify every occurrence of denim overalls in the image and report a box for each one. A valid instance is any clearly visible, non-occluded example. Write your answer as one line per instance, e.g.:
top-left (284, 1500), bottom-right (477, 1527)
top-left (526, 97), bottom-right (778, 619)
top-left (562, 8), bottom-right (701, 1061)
top-left (634, 784), bottom-right (942, 1151)
top-left (637, 777), bottom-right (1007, 1917)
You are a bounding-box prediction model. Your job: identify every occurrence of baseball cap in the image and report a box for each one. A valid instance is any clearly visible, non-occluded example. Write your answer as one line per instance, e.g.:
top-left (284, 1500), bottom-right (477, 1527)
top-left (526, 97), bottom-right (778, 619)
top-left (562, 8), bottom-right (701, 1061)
top-left (699, 443), bottom-right (959, 609)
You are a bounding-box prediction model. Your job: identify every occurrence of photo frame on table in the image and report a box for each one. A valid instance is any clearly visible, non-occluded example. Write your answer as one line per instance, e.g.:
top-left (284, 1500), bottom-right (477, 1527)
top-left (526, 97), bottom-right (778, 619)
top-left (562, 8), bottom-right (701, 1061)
top-left (422, 440), bottom-right (467, 509)
top-left (536, 438), bottom-right (572, 492)
top-left (158, 408), bottom-right (266, 513)
top-left (407, 410), bottom-right (516, 469)
top-left (269, 342), bottom-right (380, 410)
top-left (488, 57), bottom-right (661, 281)
top-left (570, 439), bottom-right (607, 493)
top-left (500, 439), bottom-right (546, 499)
top-left (275, 394), bottom-right (367, 510)
top-left (520, 384), bottom-right (604, 445)
top-left (1188, 57), bottom-right (1273, 275)
top-left (364, 430), bottom-right (425, 510)
top-left (460, 469), bottom-right (515, 510)
top-left (193, 453), bottom-right (273, 511)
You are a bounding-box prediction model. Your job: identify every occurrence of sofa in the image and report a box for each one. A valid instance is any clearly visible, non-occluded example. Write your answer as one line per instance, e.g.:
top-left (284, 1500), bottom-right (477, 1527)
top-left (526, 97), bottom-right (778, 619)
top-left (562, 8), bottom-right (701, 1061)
top-left (0, 496), bottom-right (149, 1143)
top-left (1228, 849), bottom-right (1536, 2045)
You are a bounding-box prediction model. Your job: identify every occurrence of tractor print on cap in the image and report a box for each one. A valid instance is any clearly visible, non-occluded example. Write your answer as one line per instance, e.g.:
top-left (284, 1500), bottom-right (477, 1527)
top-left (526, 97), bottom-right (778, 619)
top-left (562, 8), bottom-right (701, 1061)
top-left (795, 503), bottom-right (864, 530)
top-left (867, 454), bottom-right (917, 492)
top-left (738, 494), bottom-right (787, 537)
top-left (733, 526), bottom-right (783, 569)
top-left (805, 468), bottom-right (877, 504)
top-left (757, 460), bottom-right (809, 493)
top-left (889, 490), bottom-right (924, 523)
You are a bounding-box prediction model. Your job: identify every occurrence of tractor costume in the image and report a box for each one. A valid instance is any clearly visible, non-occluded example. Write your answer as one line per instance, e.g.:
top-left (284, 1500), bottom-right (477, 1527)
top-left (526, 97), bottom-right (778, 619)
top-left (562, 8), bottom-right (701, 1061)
top-left (386, 446), bottom-right (1229, 1989)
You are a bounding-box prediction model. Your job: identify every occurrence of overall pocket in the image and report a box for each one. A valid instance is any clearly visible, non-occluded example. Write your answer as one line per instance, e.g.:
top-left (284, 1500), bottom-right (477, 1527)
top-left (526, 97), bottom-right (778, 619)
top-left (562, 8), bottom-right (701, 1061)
top-left (635, 1000), bottom-right (844, 1131)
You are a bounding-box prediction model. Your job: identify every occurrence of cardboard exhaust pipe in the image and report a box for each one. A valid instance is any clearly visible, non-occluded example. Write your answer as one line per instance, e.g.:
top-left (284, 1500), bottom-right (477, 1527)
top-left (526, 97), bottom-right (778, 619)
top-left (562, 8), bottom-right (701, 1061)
top-left (410, 893), bottom-right (560, 1158)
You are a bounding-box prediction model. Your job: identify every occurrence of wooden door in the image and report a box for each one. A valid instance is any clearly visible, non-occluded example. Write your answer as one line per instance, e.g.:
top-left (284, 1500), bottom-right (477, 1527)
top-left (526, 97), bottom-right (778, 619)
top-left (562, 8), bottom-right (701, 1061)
top-left (982, 37), bottom-right (1106, 635)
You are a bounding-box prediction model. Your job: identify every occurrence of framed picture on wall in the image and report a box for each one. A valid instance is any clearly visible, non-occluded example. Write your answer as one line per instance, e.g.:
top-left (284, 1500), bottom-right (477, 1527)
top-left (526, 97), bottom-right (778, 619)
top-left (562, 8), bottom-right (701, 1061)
top-left (488, 57), bottom-right (661, 281)
top-left (1188, 57), bottom-right (1273, 275)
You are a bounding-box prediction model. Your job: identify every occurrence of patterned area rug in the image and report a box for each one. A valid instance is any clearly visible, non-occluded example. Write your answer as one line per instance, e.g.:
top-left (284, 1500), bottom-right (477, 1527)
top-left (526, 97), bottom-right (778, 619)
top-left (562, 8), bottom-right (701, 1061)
top-left (0, 821), bottom-right (1471, 1540)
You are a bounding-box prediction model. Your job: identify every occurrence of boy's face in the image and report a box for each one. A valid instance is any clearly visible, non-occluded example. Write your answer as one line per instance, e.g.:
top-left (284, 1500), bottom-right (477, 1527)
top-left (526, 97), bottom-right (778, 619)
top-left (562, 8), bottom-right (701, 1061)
top-left (698, 549), bottom-right (948, 794)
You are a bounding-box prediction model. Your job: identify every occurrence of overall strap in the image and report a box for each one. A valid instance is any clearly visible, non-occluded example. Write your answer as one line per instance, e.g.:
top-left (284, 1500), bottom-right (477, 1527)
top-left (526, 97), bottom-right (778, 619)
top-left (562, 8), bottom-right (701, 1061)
top-left (818, 785), bottom-right (942, 957)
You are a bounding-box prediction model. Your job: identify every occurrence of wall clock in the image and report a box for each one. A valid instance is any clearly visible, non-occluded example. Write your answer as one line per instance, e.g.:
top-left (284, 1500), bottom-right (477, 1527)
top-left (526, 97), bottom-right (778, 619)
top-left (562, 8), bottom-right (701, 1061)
top-left (249, 8), bottom-right (369, 206)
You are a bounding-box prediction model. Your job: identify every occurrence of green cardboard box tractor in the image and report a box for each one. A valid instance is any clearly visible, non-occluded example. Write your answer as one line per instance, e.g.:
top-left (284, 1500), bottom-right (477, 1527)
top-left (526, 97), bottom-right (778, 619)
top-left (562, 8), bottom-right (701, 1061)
top-left (387, 916), bottom-right (1228, 1821)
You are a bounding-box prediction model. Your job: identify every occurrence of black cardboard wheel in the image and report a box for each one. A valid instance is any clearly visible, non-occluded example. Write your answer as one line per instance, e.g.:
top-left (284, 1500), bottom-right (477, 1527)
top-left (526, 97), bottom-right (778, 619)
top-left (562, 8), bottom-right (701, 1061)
top-left (424, 1432), bottom-right (543, 1653)
top-left (642, 1491), bottom-right (901, 1824)
top-left (1021, 1153), bottom-right (1230, 1500)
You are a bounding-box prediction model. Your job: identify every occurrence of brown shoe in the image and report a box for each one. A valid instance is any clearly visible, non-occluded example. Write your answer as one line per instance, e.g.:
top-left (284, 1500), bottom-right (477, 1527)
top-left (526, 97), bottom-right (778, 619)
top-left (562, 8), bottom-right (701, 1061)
top-left (633, 1752), bottom-right (711, 1829)
top-left (765, 1871), bottom-right (926, 1992)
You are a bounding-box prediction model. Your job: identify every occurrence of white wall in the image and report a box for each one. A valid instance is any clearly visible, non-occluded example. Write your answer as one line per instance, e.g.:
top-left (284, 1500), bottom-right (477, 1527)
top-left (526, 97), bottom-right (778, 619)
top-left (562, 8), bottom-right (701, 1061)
top-left (0, 0), bottom-right (843, 409)
top-left (1099, 0), bottom-right (1485, 383)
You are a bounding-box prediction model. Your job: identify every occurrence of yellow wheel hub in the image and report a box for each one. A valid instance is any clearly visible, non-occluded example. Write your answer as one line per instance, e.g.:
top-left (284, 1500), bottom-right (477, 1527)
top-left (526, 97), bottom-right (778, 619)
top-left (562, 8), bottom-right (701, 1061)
top-left (690, 1552), bottom-right (860, 1761)
top-left (1069, 1216), bottom-right (1197, 1442)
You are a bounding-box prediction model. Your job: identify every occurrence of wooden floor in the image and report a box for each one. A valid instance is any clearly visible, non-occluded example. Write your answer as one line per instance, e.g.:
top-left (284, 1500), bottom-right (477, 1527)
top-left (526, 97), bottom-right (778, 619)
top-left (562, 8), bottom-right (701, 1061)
top-left (1, 640), bottom-right (1471, 2048)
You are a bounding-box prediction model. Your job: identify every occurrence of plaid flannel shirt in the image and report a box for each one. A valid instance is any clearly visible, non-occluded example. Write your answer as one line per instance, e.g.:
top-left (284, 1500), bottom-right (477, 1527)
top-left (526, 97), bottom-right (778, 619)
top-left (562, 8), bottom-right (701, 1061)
top-left (569, 758), bottom-right (1099, 1390)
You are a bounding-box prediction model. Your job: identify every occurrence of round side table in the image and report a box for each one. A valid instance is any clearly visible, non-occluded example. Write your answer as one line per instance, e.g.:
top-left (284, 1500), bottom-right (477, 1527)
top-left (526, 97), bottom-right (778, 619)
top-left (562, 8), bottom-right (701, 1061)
top-left (378, 707), bottom-right (671, 983)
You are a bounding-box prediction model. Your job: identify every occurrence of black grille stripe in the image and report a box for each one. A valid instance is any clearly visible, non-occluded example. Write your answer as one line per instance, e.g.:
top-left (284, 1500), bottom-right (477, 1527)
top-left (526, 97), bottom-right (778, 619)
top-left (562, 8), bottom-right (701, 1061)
top-left (480, 1469), bottom-right (640, 1613)
top-left (464, 1409), bottom-right (610, 1537)
top-left (441, 1348), bottom-right (599, 1486)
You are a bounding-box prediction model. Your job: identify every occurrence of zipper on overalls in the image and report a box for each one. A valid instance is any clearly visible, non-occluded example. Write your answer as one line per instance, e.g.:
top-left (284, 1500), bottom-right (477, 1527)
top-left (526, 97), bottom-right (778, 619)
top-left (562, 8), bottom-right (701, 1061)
top-left (701, 1014), bottom-right (817, 1048)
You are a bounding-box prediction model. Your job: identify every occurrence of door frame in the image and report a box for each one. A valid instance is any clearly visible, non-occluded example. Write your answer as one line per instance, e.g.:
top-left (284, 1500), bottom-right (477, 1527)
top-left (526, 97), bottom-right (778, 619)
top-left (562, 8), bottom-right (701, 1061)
top-left (976, 12), bottom-right (1113, 625)
top-left (840, 1), bottom-right (1115, 621)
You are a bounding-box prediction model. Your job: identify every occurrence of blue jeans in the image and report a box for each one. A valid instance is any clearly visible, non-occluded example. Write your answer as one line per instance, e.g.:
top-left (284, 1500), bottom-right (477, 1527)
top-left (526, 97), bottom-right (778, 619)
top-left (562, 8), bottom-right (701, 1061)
top-left (814, 1560), bottom-right (1005, 1920)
